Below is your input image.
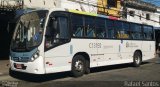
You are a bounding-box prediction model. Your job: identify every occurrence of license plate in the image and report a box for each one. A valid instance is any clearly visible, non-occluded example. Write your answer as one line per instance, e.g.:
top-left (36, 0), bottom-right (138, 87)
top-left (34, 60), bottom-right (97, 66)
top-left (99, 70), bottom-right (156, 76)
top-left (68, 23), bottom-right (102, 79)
top-left (15, 63), bottom-right (22, 69)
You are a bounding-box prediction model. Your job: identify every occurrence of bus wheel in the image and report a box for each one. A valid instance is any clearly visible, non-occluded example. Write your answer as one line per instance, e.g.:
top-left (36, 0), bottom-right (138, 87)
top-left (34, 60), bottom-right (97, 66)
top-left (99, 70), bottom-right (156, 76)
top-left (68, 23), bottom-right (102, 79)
top-left (133, 51), bottom-right (142, 67)
top-left (71, 55), bottom-right (85, 77)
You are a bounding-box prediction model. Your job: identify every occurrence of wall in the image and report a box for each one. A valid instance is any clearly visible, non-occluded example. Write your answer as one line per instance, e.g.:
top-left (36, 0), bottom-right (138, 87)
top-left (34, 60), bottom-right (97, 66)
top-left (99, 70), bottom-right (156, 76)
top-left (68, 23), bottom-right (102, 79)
top-left (61, 0), bottom-right (97, 13)
top-left (125, 8), bottom-right (160, 27)
top-left (4, 0), bottom-right (96, 13)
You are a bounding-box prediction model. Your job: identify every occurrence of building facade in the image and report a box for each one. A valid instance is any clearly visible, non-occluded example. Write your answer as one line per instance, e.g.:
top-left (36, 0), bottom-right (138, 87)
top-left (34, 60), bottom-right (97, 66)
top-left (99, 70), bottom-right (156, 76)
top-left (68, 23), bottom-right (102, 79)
top-left (121, 0), bottom-right (160, 27)
top-left (97, 0), bottom-right (121, 17)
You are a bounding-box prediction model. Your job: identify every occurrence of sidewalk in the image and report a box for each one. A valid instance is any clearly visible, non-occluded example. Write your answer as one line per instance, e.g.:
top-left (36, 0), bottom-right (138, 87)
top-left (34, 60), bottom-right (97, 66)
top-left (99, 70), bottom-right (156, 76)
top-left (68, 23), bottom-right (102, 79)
top-left (0, 59), bottom-right (10, 76)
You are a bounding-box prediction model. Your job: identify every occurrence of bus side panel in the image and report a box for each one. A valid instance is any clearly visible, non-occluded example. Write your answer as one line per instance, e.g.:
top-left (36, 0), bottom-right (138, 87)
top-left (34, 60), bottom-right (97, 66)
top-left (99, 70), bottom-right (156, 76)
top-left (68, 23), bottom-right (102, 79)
top-left (44, 43), bottom-right (72, 73)
top-left (97, 39), bottom-right (121, 66)
top-left (44, 38), bottom-right (98, 73)
top-left (120, 40), bottom-right (133, 60)
top-left (131, 40), bottom-right (155, 61)
top-left (131, 40), bottom-right (143, 58)
top-left (142, 41), bottom-right (155, 61)
top-left (70, 39), bottom-right (98, 67)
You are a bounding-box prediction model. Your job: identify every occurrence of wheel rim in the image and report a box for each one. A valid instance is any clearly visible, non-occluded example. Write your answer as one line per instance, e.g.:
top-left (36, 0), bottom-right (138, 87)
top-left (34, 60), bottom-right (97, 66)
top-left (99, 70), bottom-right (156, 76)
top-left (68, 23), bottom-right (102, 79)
top-left (75, 60), bottom-right (84, 72)
top-left (135, 56), bottom-right (140, 64)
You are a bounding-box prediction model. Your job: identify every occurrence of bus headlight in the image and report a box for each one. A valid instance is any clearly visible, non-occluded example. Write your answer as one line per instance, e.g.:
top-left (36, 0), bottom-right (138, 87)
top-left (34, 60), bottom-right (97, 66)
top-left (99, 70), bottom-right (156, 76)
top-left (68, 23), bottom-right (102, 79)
top-left (31, 50), bottom-right (40, 61)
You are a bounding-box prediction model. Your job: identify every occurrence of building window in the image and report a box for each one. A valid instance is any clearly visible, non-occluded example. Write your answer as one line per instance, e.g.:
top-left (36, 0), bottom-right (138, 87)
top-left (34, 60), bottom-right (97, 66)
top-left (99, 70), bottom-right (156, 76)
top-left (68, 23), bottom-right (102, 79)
top-left (107, 0), bottom-right (117, 8)
top-left (139, 14), bottom-right (142, 20)
top-left (146, 14), bottom-right (150, 20)
top-left (129, 11), bottom-right (135, 17)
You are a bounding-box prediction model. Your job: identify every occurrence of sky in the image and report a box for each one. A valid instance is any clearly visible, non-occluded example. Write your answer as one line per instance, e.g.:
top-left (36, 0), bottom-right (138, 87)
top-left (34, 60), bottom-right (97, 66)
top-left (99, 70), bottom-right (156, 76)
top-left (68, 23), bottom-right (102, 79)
top-left (143, 0), bottom-right (160, 7)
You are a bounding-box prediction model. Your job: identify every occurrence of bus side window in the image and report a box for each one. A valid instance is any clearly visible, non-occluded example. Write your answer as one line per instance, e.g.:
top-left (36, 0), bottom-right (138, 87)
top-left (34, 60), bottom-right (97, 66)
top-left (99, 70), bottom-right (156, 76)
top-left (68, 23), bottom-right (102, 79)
top-left (45, 15), bottom-right (69, 49)
top-left (73, 26), bottom-right (83, 37)
top-left (108, 28), bottom-right (115, 38)
top-left (114, 21), bottom-right (130, 39)
top-left (143, 25), bottom-right (153, 40)
top-left (130, 24), bottom-right (142, 40)
top-left (46, 17), bottom-right (57, 37)
top-left (72, 14), bottom-right (84, 38)
top-left (106, 19), bottom-right (115, 39)
top-left (96, 18), bottom-right (106, 38)
top-left (84, 16), bottom-right (96, 38)
top-left (45, 17), bottom-right (58, 48)
top-left (86, 25), bottom-right (96, 38)
top-left (58, 17), bottom-right (69, 40)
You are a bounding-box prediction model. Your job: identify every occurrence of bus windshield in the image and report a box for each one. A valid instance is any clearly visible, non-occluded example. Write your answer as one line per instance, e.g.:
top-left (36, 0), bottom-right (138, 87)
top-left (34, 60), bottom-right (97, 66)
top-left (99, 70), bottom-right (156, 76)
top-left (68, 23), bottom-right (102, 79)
top-left (11, 10), bottom-right (48, 52)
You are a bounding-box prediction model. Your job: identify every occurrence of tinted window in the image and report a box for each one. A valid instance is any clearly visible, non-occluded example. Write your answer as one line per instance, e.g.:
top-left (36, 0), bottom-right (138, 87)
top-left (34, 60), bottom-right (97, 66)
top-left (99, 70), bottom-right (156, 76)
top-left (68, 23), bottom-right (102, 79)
top-left (143, 26), bottom-right (153, 40)
top-left (96, 18), bottom-right (106, 38)
top-left (114, 21), bottom-right (130, 39)
top-left (84, 16), bottom-right (96, 38)
top-left (59, 17), bottom-right (69, 39)
top-left (130, 24), bottom-right (143, 39)
top-left (72, 14), bottom-right (84, 37)
top-left (106, 19), bottom-right (115, 38)
top-left (45, 16), bottom-right (69, 49)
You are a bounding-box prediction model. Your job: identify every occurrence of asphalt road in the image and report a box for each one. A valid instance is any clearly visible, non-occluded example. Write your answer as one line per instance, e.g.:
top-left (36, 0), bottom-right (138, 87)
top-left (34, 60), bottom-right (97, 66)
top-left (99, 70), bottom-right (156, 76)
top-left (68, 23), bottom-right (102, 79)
top-left (0, 58), bottom-right (160, 87)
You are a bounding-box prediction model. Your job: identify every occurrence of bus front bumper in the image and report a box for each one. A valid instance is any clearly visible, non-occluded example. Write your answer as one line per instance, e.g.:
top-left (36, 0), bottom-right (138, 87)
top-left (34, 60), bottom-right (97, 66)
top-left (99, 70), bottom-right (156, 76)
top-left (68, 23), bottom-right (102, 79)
top-left (10, 56), bottom-right (45, 74)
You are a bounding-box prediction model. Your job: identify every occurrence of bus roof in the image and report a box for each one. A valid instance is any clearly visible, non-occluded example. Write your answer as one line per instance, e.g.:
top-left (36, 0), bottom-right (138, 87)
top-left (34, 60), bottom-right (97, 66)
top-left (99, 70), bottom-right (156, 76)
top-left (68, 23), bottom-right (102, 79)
top-left (67, 9), bottom-right (119, 20)
top-left (47, 8), bottom-right (118, 20)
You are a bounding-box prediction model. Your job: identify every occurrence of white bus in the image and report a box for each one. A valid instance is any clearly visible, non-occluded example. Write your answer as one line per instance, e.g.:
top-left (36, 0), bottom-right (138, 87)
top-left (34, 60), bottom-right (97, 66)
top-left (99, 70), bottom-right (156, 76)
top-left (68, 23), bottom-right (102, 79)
top-left (10, 8), bottom-right (155, 77)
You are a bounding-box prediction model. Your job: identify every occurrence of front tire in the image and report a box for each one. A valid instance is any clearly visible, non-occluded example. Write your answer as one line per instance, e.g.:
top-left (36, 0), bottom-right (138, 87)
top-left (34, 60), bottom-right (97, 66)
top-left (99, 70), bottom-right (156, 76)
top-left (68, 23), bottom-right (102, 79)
top-left (71, 55), bottom-right (85, 77)
top-left (133, 51), bottom-right (142, 67)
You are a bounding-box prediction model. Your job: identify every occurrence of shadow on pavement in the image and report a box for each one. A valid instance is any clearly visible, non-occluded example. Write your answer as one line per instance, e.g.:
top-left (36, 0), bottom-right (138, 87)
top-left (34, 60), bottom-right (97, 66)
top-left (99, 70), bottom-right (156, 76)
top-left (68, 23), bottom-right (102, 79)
top-left (9, 69), bottom-right (71, 82)
top-left (9, 62), bottom-right (150, 82)
top-left (90, 62), bottom-right (150, 74)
